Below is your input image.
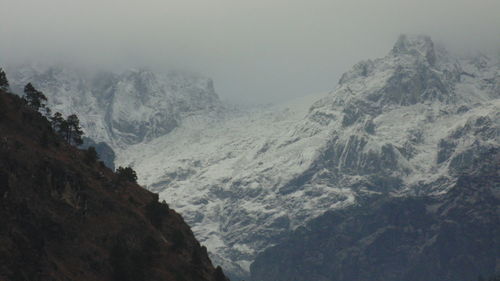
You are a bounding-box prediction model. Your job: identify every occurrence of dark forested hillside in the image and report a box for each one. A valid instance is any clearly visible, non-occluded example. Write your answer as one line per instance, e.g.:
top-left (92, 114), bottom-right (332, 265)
top-left (0, 89), bottom-right (229, 281)
top-left (251, 149), bottom-right (500, 281)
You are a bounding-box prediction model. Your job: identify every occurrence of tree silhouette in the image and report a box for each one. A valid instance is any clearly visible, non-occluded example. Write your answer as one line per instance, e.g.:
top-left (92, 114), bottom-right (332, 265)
top-left (66, 114), bottom-right (83, 146)
top-left (0, 68), bottom-right (9, 91)
top-left (50, 112), bottom-right (66, 138)
top-left (23, 83), bottom-right (47, 112)
top-left (50, 112), bottom-right (84, 145)
top-left (116, 166), bottom-right (138, 183)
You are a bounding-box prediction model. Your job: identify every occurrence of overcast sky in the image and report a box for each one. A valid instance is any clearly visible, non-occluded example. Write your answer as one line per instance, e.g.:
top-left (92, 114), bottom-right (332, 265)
top-left (1, 0), bottom-right (499, 103)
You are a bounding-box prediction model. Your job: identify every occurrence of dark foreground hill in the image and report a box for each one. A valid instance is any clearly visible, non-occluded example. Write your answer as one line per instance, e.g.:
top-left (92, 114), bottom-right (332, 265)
top-left (0, 89), bottom-right (229, 281)
top-left (251, 148), bottom-right (499, 281)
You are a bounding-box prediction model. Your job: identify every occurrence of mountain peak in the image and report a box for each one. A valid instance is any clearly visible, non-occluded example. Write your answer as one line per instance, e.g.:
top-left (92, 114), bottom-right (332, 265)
top-left (7, 63), bottom-right (223, 147)
top-left (391, 34), bottom-right (437, 65)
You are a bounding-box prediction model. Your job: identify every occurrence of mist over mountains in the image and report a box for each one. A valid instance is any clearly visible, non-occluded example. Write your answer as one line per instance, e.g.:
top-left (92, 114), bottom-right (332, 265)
top-left (7, 65), bottom-right (222, 148)
top-left (2, 0), bottom-right (500, 104)
top-left (5, 34), bottom-right (499, 280)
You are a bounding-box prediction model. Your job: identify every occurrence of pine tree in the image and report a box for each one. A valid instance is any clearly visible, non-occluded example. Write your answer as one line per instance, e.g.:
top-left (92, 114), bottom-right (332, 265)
top-left (59, 119), bottom-right (69, 141)
top-left (50, 112), bottom-right (65, 135)
top-left (66, 114), bottom-right (83, 146)
top-left (116, 166), bottom-right (138, 183)
top-left (0, 68), bottom-right (9, 92)
top-left (50, 112), bottom-right (84, 145)
top-left (23, 83), bottom-right (47, 112)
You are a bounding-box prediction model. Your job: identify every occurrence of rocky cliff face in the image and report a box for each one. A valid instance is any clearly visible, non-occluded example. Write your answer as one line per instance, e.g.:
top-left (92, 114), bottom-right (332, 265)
top-left (250, 148), bottom-right (500, 281)
top-left (0, 89), bottom-right (229, 281)
top-left (295, 34), bottom-right (499, 197)
top-left (8, 65), bottom-right (222, 148)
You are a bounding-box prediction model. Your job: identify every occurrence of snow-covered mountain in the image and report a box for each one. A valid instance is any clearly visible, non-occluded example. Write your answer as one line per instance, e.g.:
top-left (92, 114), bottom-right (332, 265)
top-left (117, 93), bottom-right (349, 277)
top-left (8, 65), bottom-right (222, 148)
top-left (114, 36), bottom-right (500, 274)
top-left (7, 35), bottom-right (499, 279)
top-left (250, 149), bottom-right (500, 281)
top-left (114, 35), bottom-right (499, 278)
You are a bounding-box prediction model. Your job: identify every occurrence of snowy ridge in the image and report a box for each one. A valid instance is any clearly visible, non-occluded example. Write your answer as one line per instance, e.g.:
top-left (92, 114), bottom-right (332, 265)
top-left (117, 35), bottom-right (499, 278)
top-left (8, 65), bottom-right (222, 148)
top-left (117, 92), bottom-right (355, 276)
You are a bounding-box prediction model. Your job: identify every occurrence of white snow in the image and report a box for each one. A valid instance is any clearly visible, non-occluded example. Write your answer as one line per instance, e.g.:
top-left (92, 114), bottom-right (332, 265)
top-left (115, 38), bottom-right (499, 276)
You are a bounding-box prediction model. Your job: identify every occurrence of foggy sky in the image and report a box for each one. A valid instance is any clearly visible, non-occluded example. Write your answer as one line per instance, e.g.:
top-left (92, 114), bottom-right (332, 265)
top-left (1, 0), bottom-right (499, 103)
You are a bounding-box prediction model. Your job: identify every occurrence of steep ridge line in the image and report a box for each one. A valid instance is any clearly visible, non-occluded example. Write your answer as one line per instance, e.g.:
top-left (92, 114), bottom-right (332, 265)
top-left (0, 89), bottom-right (230, 281)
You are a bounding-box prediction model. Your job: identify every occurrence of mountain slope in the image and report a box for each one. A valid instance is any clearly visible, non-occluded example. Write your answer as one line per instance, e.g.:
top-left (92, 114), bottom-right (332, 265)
top-left (8, 65), bottom-right (222, 148)
top-left (0, 89), bottom-right (229, 281)
top-left (113, 35), bottom-right (499, 278)
top-left (8, 35), bottom-right (499, 279)
top-left (250, 148), bottom-right (500, 281)
top-left (116, 93), bottom-right (350, 277)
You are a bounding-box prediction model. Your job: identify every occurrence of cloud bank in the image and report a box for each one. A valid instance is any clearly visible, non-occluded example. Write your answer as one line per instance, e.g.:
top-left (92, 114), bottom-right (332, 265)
top-left (1, 0), bottom-right (499, 102)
